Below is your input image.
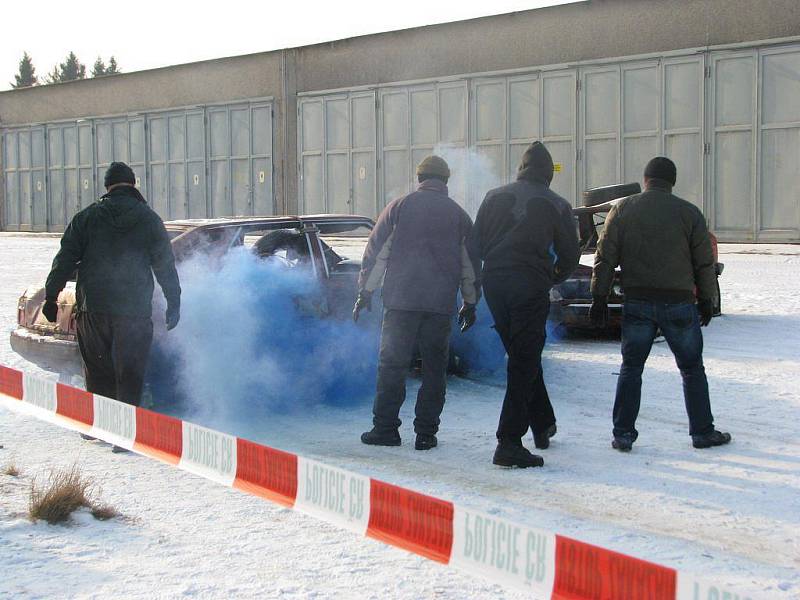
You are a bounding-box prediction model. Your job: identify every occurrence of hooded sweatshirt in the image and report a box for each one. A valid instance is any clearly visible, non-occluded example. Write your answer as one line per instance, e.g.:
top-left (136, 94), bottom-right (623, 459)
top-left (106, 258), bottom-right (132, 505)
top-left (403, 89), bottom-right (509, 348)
top-left (45, 185), bottom-right (180, 318)
top-left (472, 143), bottom-right (580, 291)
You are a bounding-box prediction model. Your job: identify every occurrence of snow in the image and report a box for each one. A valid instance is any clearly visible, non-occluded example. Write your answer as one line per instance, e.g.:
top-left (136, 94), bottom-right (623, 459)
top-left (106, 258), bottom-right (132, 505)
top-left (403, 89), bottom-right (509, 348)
top-left (1, 234), bottom-right (799, 599)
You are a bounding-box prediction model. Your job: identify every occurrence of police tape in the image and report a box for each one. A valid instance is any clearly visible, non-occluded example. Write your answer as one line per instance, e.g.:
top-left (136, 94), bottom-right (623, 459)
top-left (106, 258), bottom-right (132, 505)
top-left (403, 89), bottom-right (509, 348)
top-left (0, 364), bottom-right (754, 600)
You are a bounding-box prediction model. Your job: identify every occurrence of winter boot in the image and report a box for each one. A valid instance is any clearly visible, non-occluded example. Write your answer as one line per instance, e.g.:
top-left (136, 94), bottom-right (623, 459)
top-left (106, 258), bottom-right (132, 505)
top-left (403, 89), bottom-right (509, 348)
top-left (493, 440), bottom-right (544, 468)
top-left (692, 430), bottom-right (731, 449)
top-left (415, 434), bottom-right (438, 450)
top-left (533, 424), bottom-right (557, 450)
top-left (612, 432), bottom-right (637, 452)
top-left (361, 428), bottom-right (401, 447)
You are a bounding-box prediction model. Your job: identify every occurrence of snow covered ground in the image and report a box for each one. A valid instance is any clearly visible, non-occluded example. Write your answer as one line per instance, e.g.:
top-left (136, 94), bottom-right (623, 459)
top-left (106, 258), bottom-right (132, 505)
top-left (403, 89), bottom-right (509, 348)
top-left (1, 234), bottom-right (798, 599)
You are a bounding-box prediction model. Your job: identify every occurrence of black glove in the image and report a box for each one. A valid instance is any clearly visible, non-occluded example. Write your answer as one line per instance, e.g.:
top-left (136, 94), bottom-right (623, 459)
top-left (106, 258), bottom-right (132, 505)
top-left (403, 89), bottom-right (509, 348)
top-left (166, 305), bottom-right (180, 331)
top-left (42, 298), bottom-right (59, 323)
top-left (352, 290), bottom-right (373, 323)
top-left (589, 296), bottom-right (609, 328)
top-left (458, 303), bottom-right (477, 333)
top-left (697, 298), bottom-right (714, 327)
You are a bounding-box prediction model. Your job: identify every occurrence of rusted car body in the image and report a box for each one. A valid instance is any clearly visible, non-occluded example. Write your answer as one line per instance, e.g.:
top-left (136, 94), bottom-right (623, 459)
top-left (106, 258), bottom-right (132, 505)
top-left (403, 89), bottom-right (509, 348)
top-left (11, 214), bottom-right (375, 369)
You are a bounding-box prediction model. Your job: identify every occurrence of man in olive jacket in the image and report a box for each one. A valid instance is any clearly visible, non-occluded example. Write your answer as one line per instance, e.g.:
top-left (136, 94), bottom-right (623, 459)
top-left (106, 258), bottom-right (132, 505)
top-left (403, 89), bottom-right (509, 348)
top-left (590, 156), bottom-right (730, 451)
top-left (44, 162), bottom-right (181, 409)
top-left (472, 141), bottom-right (580, 468)
top-left (354, 155), bottom-right (480, 451)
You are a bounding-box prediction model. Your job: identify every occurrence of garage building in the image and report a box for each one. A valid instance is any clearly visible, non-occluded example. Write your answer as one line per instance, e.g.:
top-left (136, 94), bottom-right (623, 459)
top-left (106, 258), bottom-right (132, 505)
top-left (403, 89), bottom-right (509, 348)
top-left (1, 0), bottom-right (798, 242)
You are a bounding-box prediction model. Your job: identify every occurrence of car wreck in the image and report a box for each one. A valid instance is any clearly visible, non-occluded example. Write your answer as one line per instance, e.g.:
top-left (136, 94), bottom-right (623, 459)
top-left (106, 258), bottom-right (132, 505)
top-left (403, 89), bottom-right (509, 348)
top-left (11, 214), bottom-right (375, 372)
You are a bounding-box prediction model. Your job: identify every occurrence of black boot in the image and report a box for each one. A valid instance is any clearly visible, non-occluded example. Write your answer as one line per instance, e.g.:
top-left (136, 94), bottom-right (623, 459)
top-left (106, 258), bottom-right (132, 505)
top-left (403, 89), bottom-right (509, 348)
top-left (493, 440), bottom-right (544, 468)
top-left (692, 430), bottom-right (731, 449)
top-left (361, 428), bottom-right (401, 447)
top-left (612, 431), bottom-right (637, 452)
top-left (415, 434), bottom-right (438, 450)
top-left (533, 424), bottom-right (557, 450)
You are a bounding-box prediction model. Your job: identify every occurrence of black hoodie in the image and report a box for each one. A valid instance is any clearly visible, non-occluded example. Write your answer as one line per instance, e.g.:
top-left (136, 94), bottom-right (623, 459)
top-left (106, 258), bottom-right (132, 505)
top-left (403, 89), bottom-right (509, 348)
top-left (472, 147), bottom-right (580, 291)
top-left (46, 186), bottom-right (180, 318)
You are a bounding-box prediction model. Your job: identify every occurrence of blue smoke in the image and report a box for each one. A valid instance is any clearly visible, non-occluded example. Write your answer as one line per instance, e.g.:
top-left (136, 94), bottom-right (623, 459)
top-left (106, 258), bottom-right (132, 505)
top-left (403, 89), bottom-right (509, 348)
top-left (449, 298), bottom-right (507, 375)
top-left (149, 247), bottom-right (380, 429)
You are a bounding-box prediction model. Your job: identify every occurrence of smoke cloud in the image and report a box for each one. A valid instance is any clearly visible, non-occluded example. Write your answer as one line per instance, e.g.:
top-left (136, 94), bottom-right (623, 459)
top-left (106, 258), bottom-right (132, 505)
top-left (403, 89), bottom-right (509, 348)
top-left (150, 247), bottom-right (380, 432)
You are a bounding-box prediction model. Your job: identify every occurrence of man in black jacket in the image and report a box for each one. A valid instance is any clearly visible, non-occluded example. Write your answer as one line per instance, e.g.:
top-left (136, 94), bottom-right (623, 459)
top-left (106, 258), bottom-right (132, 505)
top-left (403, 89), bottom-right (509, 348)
top-left (472, 142), bottom-right (580, 468)
top-left (44, 162), bottom-right (181, 410)
top-left (354, 155), bottom-right (480, 451)
top-left (590, 156), bottom-right (730, 452)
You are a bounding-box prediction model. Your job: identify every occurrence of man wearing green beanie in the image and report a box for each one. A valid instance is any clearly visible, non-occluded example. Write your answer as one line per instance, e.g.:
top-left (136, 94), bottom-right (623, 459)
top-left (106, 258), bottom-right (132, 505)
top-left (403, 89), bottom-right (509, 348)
top-left (355, 155), bottom-right (480, 451)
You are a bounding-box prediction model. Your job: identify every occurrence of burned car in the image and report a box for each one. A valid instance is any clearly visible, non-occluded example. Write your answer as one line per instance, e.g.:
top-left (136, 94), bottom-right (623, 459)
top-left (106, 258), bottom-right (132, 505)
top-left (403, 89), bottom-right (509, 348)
top-left (11, 214), bottom-right (375, 371)
top-left (549, 183), bottom-right (724, 331)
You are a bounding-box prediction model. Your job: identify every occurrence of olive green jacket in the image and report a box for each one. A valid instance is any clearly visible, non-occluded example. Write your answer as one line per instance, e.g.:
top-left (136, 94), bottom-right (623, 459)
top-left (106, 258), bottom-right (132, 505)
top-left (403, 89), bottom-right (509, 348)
top-left (591, 181), bottom-right (716, 303)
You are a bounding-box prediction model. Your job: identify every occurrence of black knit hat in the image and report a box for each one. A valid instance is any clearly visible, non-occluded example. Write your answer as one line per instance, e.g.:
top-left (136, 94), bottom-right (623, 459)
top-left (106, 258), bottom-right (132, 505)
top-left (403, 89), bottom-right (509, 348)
top-left (517, 141), bottom-right (554, 185)
top-left (644, 156), bottom-right (677, 186)
top-left (104, 161), bottom-right (136, 188)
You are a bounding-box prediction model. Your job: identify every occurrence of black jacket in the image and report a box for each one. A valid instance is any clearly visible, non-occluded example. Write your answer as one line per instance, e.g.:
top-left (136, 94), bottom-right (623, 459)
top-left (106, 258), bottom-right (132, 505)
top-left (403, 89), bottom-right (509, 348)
top-left (591, 180), bottom-right (717, 303)
top-left (472, 178), bottom-right (580, 291)
top-left (45, 186), bottom-right (181, 318)
top-left (358, 179), bottom-right (480, 315)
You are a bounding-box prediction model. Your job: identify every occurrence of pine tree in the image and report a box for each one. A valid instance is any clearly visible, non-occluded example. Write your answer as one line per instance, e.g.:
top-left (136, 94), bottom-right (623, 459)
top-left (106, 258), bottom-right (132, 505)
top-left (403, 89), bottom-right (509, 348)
top-left (106, 56), bottom-right (120, 75)
top-left (58, 52), bottom-right (86, 82)
top-left (11, 52), bottom-right (37, 88)
top-left (91, 56), bottom-right (106, 78)
top-left (44, 64), bottom-right (62, 85)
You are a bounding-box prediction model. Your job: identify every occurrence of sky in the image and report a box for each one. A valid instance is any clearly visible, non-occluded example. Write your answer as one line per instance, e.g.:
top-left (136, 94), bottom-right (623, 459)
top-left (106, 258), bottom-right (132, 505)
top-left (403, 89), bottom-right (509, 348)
top-left (1, 1), bottom-right (580, 91)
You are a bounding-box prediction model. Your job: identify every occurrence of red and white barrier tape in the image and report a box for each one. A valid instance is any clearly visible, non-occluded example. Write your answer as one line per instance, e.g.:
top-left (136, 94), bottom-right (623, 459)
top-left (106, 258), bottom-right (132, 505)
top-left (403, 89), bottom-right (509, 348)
top-left (0, 365), bottom-right (754, 599)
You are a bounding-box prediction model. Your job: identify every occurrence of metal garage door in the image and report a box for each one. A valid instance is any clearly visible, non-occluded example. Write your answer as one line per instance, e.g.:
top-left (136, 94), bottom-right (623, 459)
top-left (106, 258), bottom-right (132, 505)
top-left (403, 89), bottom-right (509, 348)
top-left (6, 126), bottom-right (48, 232)
top-left (759, 46), bottom-right (800, 241)
top-left (299, 92), bottom-right (377, 217)
top-left (46, 123), bottom-right (74, 230)
top-left (579, 57), bottom-right (703, 208)
top-left (379, 82), bottom-right (467, 211)
top-left (472, 70), bottom-right (577, 212)
top-left (209, 102), bottom-right (274, 218)
top-left (2, 130), bottom-right (20, 230)
top-left (709, 50), bottom-right (757, 240)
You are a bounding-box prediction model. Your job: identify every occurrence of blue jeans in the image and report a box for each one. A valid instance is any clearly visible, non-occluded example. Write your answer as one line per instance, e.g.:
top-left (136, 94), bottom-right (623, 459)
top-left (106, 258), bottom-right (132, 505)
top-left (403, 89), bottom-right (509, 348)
top-left (613, 300), bottom-right (715, 438)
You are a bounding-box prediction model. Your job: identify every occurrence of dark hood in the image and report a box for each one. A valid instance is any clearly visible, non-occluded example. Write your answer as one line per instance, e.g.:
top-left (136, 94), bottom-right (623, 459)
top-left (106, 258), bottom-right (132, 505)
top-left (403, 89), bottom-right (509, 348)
top-left (98, 186), bottom-right (148, 231)
top-left (516, 141), bottom-right (554, 186)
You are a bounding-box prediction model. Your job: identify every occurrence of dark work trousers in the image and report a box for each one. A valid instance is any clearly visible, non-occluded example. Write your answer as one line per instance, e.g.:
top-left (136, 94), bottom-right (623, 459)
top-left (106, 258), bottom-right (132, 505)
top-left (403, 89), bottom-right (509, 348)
top-left (373, 309), bottom-right (452, 436)
top-left (76, 312), bottom-right (154, 407)
top-left (482, 272), bottom-right (556, 442)
top-left (614, 300), bottom-right (715, 438)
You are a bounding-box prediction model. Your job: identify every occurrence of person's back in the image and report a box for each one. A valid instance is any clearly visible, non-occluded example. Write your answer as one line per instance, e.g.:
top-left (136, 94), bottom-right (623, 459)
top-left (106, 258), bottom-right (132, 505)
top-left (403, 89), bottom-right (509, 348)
top-left (55, 186), bottom-right (179, 318)
top-left (605, 187), bottom-right (716, 303)
top-left (475, 178), bottom-right (578, 288)
top-left (380, 179), bottom-right (472, 315)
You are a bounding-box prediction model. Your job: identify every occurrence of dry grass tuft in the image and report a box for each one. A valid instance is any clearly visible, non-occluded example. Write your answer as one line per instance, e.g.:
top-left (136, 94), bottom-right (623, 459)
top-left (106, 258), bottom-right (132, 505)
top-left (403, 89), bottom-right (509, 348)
top-left (29, 465), bottom-right (92, 524)
top-left (28, 464), bottom-right (122, 524)
top-left (90, 503), bottom-right (120, 521)
top-left (2, 461), bottom-right (21, 477)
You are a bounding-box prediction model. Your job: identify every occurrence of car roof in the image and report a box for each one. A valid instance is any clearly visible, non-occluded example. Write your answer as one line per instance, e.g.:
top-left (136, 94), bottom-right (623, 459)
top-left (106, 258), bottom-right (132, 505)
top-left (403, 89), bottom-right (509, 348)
top-left (165, 214), bottom-right (374, 229)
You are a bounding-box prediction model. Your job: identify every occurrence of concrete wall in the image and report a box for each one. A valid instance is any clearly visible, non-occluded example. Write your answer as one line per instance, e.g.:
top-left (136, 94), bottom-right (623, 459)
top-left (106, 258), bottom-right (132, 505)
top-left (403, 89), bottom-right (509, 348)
top-left (1, 0), bottom-right (799, 220)
top-left (291, 0), bottom-right (800, 92)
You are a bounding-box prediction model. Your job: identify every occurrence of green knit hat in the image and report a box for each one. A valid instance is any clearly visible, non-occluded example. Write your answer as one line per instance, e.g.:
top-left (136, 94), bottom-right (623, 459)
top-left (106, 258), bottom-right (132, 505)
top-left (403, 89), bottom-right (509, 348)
top-left (416, 155), bottom-right (450, 179)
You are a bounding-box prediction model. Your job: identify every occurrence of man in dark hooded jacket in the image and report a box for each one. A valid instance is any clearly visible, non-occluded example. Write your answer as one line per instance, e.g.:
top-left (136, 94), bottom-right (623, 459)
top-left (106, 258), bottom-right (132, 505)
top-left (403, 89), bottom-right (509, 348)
top-left (472, 142), bottom-right (580, 468)
top-left (43, 162), bottom-right (181, 412)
